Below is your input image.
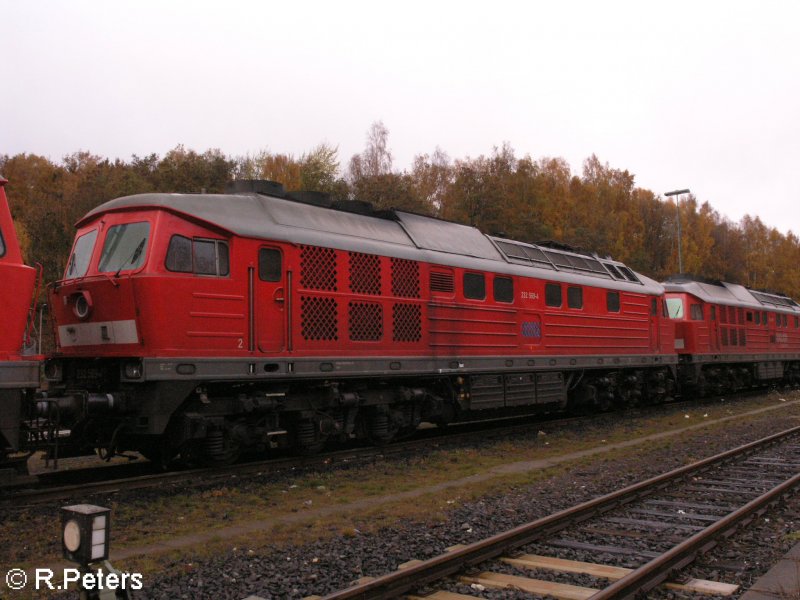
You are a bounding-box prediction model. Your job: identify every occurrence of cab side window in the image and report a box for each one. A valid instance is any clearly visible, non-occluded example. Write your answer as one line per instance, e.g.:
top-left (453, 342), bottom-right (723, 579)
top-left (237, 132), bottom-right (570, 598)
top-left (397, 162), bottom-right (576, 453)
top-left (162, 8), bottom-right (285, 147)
top-left (166, 235), bottom-right (229, 276)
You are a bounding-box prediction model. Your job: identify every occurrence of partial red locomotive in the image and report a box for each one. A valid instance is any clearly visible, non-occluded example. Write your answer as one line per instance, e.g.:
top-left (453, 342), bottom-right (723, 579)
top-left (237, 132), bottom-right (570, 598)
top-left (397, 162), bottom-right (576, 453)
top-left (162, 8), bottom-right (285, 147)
top-left (44, 180), bottom-right (677, 464)
top-left (0, 177), bottom-right (40, 467)
top-left (665, 276), bottom-right (800, 395)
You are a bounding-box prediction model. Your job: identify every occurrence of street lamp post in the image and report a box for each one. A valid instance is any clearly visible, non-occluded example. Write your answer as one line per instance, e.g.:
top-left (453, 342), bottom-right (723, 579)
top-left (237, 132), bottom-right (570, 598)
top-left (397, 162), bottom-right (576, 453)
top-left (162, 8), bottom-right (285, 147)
top-left (665, 188), bottom-right (690, 274)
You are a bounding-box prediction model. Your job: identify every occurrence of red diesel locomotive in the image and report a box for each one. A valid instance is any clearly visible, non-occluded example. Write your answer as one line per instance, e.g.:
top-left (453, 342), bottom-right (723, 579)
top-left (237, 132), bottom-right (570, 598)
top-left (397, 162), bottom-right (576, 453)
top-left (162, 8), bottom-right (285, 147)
top-left (665, 276), bottom-right (800, 395)
top-left (43, 180), bottom-right (677, 464)
top-left (0, 177), bottom-right (40, 466)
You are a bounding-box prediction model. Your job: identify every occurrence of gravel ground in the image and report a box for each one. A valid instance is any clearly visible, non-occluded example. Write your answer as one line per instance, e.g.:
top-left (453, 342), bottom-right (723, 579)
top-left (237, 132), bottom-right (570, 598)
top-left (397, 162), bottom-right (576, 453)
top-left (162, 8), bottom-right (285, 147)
top-left (29, 396), bottom-right (800, 599)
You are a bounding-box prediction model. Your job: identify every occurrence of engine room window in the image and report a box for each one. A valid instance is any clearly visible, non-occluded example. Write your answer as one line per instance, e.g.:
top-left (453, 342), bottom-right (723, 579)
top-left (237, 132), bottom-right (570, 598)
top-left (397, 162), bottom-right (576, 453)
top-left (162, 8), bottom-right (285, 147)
top-left (65, 229), bottom-right (98, 278)
top-left (493, 276), bottom-right (513, 303)
top-left (650, 298), bottom-right (658, 316)
top-left (710, 305), bottom-right (716, 321)
top-left (97, 222), bottom-right (150, 273)
top-left (607, 291), bottom-right (620, 312)
top-left (567, 286), bottom-right (583, 309)
top-left (690, 304), bottom-right (703, 320)
top-left (545, 283), bottom-right (562, 307)
top-left (259, 248), bottom-right (282, 282)
top-left (463, 272), bottom-right (486, 300)
top-left (666, 298), bottom-right (684, 319)
top-left (755, 311), bottom-right (761, 325)
top-left (166, 235), bottom-right (229, 277)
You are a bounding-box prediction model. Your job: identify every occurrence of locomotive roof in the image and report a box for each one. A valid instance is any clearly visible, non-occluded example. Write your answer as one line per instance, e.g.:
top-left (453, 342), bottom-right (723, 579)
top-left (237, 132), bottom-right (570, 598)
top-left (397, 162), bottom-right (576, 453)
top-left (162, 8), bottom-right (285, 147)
top-left (664, 276), bottom-right (800, 314)
top-left (81, 191), bottom-right (664, 295)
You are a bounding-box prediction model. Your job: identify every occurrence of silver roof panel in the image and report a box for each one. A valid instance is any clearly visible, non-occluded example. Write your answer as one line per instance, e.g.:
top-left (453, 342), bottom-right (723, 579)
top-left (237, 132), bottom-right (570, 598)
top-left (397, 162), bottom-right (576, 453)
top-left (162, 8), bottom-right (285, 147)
top-left (80, 192), bottom-right (664, 295)
top-left (664, 279), bottom-right (800, 314)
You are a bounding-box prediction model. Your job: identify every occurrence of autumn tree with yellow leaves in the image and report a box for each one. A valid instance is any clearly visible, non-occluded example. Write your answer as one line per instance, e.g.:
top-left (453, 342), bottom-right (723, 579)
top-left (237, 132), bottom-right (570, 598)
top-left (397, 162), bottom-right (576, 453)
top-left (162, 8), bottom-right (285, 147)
top-left (2, 121), bottom-right (798, 301)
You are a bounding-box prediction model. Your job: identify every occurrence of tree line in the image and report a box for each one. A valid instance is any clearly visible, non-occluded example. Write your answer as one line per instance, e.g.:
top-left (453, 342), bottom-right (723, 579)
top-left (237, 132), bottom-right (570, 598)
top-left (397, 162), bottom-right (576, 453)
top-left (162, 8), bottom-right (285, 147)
top-left (2, 121), bottom-right (797, 299)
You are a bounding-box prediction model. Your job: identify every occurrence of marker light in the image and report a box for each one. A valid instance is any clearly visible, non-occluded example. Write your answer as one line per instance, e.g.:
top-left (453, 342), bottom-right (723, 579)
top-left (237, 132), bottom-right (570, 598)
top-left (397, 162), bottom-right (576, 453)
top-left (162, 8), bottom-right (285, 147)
top-left (61, 504), bottom-right (111, 566)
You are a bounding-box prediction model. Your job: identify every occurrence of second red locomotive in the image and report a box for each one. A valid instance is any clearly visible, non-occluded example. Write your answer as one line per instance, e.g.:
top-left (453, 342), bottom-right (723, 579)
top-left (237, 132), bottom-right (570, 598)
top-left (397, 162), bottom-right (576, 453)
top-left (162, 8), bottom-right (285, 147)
top-left (665, 275), bottom-right (800, 394)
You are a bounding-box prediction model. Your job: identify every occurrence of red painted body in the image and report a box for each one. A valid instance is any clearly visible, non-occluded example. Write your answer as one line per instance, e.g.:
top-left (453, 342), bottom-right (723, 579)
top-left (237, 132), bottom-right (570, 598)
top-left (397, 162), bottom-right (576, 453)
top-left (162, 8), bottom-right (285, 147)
top-left (666, 292), bottom-right (800, 356)
top-left (0, 178), bottom-right (36, 361)
top-left (0, 177), bottom-right (39, 458)
top-left (51, 208), bottom-right (674, 362)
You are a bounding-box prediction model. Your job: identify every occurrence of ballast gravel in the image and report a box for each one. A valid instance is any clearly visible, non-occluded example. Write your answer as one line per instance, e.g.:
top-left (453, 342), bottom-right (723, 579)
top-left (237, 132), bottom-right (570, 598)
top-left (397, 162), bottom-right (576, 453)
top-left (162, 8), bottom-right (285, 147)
top-left (51, 401), bottom-right (800, 600)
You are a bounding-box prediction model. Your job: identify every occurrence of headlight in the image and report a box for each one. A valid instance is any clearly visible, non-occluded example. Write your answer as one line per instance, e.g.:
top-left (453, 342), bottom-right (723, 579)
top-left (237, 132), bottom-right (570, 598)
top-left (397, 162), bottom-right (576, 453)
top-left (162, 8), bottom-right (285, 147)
top-left (73, 291), bottom-right (93, 320)
top-left (44, 360), bottom-right (63, 382)
top-left (124, 361), bottom-right (142, 379)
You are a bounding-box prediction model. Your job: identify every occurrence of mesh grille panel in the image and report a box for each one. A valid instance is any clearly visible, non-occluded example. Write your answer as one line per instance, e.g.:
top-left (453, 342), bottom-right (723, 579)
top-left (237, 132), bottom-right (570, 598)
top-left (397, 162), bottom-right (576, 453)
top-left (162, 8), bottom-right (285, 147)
top-left (348, 301), bottom-right (383, 341)
top-left (349, 252), bottom-right (381, 295)
top-left (300, 245), bottom-right (337, 291)
top-left (301, 296), bottom-right (339, 341)
top-left (392, 303), bottom-right (422, 342)
top-left (391, 258), bottom-right (420, 298)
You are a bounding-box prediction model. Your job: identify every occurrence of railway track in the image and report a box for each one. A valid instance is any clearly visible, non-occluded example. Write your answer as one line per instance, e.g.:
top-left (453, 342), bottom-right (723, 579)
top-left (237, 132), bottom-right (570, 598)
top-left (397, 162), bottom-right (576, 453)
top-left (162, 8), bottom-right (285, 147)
top-left (317, 424), bottom-right (800, 599)
top-left (1, 409), bottom-right (604, 505)
top-left (0, 393), bottom-right (777, 506)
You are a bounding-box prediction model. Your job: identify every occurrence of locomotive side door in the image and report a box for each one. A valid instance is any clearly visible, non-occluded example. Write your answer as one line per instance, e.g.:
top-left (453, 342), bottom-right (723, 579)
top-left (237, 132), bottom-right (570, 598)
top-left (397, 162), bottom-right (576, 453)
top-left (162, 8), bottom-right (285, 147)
top-left (256, 246), bottom-right (286, 353)
top-left (709, 305), bottom-right (720, 352)
top-left (649, 297), bottom-right (660, 351)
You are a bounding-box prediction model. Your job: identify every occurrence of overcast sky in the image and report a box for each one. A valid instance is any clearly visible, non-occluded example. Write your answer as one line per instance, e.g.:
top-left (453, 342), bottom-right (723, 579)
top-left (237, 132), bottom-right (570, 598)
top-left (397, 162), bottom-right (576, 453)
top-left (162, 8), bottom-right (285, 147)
top-left (2, 0), bottom-right (799, 234)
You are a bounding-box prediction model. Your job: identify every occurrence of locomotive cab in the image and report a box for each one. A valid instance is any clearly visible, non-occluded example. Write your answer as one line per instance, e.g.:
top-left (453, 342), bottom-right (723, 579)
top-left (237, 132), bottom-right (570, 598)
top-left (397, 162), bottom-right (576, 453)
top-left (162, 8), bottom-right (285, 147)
top-left (47, 203), bottom-right (243, 461)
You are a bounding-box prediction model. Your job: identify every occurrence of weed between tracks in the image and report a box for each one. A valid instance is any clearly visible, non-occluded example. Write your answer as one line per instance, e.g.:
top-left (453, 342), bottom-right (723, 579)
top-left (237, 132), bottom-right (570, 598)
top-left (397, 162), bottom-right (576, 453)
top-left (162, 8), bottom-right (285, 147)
top-left (2, 390), bottom-right (800, 597)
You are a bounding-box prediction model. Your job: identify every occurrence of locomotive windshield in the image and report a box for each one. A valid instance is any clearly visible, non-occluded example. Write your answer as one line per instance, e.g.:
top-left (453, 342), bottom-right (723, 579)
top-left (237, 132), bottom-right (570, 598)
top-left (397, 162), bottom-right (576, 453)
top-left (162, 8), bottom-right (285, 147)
top-left (0, 227), bottom-right (5, 257)
top-left (666, 297), bottom-right (685, 319)
top-left (65, 229), bottom-right (98, 278)
top-left (98, 222), bottom-right (150, 273)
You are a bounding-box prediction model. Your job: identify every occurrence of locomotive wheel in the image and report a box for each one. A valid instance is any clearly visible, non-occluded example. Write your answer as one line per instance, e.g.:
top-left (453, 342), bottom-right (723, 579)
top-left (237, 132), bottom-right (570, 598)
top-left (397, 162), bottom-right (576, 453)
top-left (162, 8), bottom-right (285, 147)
top-left (295, 419), bottom-right (326, 455)
top-left (202, 429), bottom-right (241, 466)
top-left (366, 412), bottom-right (398, 446)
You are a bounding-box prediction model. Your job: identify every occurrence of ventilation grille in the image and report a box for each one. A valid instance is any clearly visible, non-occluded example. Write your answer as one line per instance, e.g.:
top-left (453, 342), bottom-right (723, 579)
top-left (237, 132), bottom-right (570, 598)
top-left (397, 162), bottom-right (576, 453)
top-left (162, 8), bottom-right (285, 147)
top-left (391, 258), bottom-right (420, 298)
top-left (349, 252), bottom-right (381, 295)
top-left (300, 245), bottom-right (337, 291)
top-left (348, 301), bottom-right (383, 341)
top-left (392, 303), bottom-right (422, 342)
top-left (430, 271), bottom-right (455, 293)
top-left (301, 296), bottom-right (338, 341)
